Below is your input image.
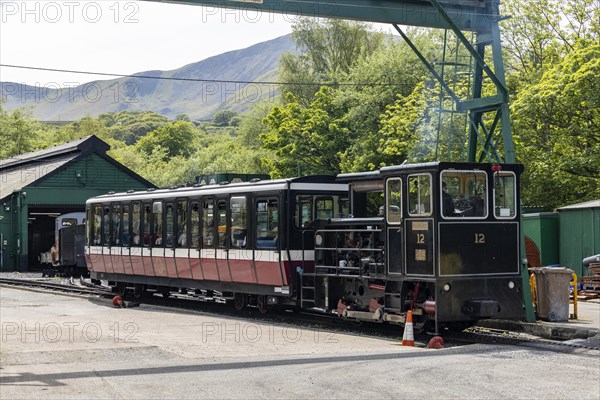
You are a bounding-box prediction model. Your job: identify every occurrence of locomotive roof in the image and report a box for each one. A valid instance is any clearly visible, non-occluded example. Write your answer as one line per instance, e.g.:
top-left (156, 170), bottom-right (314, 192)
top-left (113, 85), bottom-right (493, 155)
top-left (86, 175), bottom-right (346, 204)
top-left (337, 161), bottom-right (523, 182)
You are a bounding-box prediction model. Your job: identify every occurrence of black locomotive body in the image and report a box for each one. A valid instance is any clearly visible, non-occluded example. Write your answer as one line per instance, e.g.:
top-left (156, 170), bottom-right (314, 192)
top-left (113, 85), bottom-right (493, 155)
top-left (307, 162), bottom-right (524, 331)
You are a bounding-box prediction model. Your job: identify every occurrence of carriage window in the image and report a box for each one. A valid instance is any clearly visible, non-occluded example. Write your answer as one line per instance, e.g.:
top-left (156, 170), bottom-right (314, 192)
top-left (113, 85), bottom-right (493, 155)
top-left (441, 170), bottom-right (488, 219)
top-left (339, 197), bottom-right (350, 217)
top-left (494, 171), bottom-right (517, 219)
top-left (256, 199), bottom-right (278, 249)
top-left (143, 204), bottom-right (151, 247)
top-left (165, 203), bottom-right (174, 247)
top-left (202, 199), bottom-right (214, 248)
top-left (217, 200), bottom-right (228, 249)
top-left (153, 202), bottom-right (163, 246)
top-left (92, 205), bottom-right (102, 245)
top-left (132, 203), bottom-right (141, 246)
top-left (176, 200), bottom-right (188, 248)
top-left (122, 205), bottom-right (130, 246)
top-left (316, 197), bottom-right (334, 219)
top-left (408, 174), bottom-right (432, 216)
top-left (191, 202), bottom-right (200, 248)
top-left (112, 205), bottom-right (122, 246)
top-left (295, 196), bottom-right (313, 229)
top-left (103, 206), bottom-right (111, 245)
top-left (386, 178), bottom-right (402, 224)
top-left (230, 197), bottom-right (247, 249)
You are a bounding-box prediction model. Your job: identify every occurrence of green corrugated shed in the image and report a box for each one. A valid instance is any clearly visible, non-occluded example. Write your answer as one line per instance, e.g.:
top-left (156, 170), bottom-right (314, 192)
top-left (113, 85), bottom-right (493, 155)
top-left (557, 200), bottom-right (600, 277)
top-left (0, 136), bottom-right (155, 271)
top-left (522, 212), bottom-right (560, 266)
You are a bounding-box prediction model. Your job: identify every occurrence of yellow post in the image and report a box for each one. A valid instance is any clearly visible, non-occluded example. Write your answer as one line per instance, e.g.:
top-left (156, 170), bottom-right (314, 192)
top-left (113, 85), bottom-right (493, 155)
top-left (529, 273), bottom-right (536, 311)
top-left (570, 273), bottom-right (578, 320)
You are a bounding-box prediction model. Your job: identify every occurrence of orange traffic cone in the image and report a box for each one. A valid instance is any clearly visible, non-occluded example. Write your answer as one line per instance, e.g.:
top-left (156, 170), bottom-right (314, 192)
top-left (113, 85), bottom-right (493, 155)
top-left (401, 310), bottom-right (415, 346)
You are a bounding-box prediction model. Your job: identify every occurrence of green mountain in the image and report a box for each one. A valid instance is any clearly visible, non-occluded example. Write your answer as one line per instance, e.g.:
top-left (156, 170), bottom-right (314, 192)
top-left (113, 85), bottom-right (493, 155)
top-left (1, 35), bottom-right (294, 121)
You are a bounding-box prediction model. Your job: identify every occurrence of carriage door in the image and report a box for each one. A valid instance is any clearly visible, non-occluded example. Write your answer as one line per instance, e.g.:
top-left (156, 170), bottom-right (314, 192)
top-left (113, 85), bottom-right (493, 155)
top-left (386, 178), bottom-right (403, 275)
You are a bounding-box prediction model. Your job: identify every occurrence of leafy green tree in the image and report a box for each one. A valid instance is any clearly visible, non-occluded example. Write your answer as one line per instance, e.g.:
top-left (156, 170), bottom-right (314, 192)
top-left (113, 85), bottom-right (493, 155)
top-left (512, 43), bottom-right (600, 208)
top-left (262, 87), bottom-right (351, 177)
top-left (212, 110), bottom-right (239, 127)
top-left (136, 120), bottom-right (200, 160)
top-left (0, 105), bottom-right (48, 159)
top-left (100, 111), bottom-right (168, 145)
top-left (279, 18), bottom-right (384, 105)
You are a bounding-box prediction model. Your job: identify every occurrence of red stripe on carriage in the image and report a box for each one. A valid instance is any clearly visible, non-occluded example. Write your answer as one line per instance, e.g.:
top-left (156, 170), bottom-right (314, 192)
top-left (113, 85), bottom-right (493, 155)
top-left (111, 252), bottom-right (125, 274)
top-left (142, 254), bottom-right (154, 276)
top-left (229, 259), bottom-right (255, 283)
top-left (190, 258), bottom-right (202, 280)
top-left (122, 254), bottom-right (135, 275)
top-left (130, 255), bottom-right (145, 276)
top-left (201, 259), bottom-right (219, 281)
top-left (164, 256), bottom-right (178, 278)
top-left (216, 259), bottom-right (232, 282)
top-left (176, 257), bottom-right (193, 279)
top-left (153, 256), bottom-right (168, 277)
top-left (254, 260), bottom-right (283, 286)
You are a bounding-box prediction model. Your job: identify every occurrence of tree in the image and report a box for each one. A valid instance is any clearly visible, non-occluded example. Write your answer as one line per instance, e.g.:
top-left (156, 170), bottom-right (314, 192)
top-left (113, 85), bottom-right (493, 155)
top-left (279, 18), bottom-right (384, 105)
top-left (136, 120), bottom-right (200, 160)
top-left (262, 87), bottom-right (351, 177)
top-left (0, 105), bottom-right (49, 159)
top-left (212, 110), bottom-right (239, 127)
top-left (512, 43), bottom-right (600, 208)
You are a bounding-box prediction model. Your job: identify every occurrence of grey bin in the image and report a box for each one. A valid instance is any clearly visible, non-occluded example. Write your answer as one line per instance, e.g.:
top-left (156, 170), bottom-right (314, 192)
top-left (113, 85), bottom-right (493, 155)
top-left (532, 267), bottom-right (574, 322)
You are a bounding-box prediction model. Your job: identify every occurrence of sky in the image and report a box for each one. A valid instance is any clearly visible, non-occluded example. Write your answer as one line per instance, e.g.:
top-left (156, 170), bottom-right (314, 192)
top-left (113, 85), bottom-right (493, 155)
top-left (0, 0), bottom-right (300, 87)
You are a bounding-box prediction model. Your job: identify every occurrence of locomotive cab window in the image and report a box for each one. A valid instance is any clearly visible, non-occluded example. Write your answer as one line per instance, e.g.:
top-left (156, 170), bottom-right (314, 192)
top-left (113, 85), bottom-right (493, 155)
top-left (440, 170), bottom-right (488, 219)
top-left (408, 174), bottom-right (432, 216)
top-left (386, 178), bottom-right (402, 224)
top-left (494, 171), bottom-right (517, 219)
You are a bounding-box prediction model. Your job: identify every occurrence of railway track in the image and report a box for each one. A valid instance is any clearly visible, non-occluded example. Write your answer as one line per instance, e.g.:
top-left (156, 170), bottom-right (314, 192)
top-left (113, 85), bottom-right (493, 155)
top-left (2, 277), bottom-right (599, 352)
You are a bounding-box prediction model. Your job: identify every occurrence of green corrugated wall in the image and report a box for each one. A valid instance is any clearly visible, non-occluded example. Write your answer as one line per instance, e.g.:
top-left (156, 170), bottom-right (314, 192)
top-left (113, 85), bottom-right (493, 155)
top-left (1, 153), bottom-right (152, 271)
top-left (559, 207), bottom-right (600, 277)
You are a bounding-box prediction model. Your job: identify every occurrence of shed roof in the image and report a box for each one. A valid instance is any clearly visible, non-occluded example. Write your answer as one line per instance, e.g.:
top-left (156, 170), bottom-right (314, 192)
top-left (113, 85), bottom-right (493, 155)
top-left (557, 199), bottom-right (600, 211)
top-left (0, 135), bottom-right (153, 202)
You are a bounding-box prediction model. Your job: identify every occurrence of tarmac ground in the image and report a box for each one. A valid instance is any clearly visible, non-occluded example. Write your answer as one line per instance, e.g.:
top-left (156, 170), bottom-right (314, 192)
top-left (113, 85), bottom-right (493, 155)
top-left (1, 286), bottom-right (599, 399)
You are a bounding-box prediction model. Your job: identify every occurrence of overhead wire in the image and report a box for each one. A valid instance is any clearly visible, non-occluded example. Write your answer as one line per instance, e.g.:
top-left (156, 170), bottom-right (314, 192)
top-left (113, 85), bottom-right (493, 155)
top-left (0, 64), bottom-right (415, 87)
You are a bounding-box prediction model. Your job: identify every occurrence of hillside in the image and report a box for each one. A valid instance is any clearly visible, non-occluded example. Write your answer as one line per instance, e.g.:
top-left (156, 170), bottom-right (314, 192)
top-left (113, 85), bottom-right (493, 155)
top-left (0, 35), bottom-right (294, 121)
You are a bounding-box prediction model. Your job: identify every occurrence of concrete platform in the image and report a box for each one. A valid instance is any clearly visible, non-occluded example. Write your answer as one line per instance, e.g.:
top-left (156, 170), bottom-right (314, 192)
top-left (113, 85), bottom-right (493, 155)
top-left (478, 299), bottom-right (600, 341)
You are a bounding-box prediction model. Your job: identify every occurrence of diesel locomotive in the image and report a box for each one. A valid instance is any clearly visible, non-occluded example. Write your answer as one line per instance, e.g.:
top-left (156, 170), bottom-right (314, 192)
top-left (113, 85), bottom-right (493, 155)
top-left (85, 162), bottom-right (525, 332)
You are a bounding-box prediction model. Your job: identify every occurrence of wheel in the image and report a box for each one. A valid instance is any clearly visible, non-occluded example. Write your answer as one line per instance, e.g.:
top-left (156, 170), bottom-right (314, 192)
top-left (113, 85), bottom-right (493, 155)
top-left (133, 284), bottom-right (146, 300)
top-left (233, 293), bottom-right (247, 311)
top-left (256, 295), bottom-right (269, 314)
top-left (114, 282), bottom-right (127, 297)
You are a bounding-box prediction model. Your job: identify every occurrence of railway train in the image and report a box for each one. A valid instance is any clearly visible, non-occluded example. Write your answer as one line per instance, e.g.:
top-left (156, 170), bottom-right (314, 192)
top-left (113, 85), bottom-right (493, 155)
top-left (85, 162), bottom-right (525, 332)
top-left (40, 212), bottom-right (87, 276)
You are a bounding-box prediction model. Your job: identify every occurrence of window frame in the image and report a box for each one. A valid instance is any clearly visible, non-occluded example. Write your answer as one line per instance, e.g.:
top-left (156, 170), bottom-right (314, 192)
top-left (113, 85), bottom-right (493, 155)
top-left (440, 169), bottom-right (489, 220)
top-left (407, 173), bottom-right (433, 217)
top-left (493, 170), bottom-right (518, 220)
top-left (386, 177), bottom-right (403, 225)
